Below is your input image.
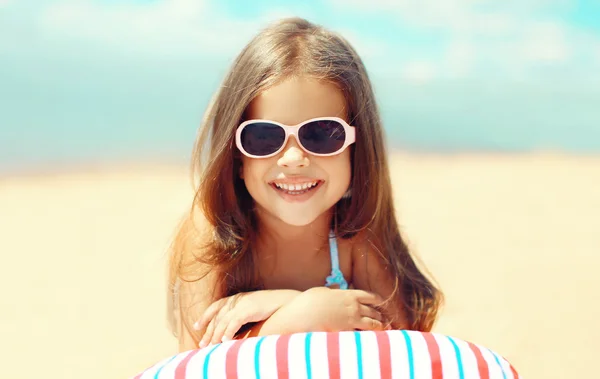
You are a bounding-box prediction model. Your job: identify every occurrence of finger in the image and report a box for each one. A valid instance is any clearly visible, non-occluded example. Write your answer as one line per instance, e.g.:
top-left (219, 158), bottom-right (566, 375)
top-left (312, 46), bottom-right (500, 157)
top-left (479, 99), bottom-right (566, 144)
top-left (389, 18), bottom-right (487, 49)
top-left (354, 316), bottom-right (386, 331)
top-left (221, 314), bottom-right (248, 343)
top-left (359, 304), bottom-right (383, 322)
top-left (352, 290), bottom-right (385, 306)
top-left (199, 315), bottom-right (217, 348)
top-left (194, 299), bottom-right (225, 332)
top-left (210, 313), bottom-right (232, 346)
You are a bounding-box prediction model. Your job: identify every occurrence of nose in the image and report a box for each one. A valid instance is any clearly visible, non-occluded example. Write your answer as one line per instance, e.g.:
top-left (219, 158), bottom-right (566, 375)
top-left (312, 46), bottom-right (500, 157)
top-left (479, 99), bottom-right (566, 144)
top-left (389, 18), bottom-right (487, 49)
top-left (277, 136), bottom-right (310, 169)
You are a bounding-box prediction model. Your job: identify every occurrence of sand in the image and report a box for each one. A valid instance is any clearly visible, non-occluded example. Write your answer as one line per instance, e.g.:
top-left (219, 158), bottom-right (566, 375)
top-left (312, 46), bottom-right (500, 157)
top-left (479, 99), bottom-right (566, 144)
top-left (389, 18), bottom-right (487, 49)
top-left (1, 153), bottom-right (598, 379)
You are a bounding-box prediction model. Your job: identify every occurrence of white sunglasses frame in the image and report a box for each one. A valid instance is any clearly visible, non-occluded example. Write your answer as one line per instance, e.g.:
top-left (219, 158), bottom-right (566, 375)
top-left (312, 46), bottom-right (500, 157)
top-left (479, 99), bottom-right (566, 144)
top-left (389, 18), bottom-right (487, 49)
top-left (235, 116), bottom-right (356, 159)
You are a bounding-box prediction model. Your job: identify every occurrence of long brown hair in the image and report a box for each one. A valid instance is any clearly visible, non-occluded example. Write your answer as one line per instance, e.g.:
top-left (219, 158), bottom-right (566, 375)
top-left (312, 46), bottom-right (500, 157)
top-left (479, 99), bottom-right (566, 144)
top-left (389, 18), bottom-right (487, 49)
top-left (168, 17), bottom-right (443, 337)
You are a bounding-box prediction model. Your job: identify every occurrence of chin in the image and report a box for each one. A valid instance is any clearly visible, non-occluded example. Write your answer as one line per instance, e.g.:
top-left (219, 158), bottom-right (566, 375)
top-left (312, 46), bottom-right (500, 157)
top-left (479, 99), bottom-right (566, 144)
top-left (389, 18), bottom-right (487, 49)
top-left (277, 213), bottom-right (321, 227)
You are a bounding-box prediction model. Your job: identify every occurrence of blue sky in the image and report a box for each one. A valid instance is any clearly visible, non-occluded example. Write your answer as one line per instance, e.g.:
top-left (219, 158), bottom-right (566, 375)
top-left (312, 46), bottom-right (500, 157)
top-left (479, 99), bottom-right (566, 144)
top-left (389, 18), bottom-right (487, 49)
top-left (1, 0), bottom-right (599, 171)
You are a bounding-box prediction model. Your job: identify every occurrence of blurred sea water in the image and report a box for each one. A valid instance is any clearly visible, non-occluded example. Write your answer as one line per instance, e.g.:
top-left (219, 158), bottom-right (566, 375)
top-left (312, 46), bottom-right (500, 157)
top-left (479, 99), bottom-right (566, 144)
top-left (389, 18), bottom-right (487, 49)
top-left (2, 72), bottom-right (599, 175)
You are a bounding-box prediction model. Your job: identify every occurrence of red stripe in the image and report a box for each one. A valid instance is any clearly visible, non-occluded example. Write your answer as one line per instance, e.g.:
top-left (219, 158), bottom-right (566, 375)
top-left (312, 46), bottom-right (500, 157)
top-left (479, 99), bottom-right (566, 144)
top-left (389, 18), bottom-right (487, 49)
top-left (225, 340), bottom-right (245, 378)
top-left (275, 334), bottom-right (292, 379)
top-left (375, 331), bottom-right (392, 379)
top-left (467, 342), bottom-right (489, 379)
top-left (326, 332), bottom-right (341, 379)
top-left (174, 350), bottom-right (201, 379)
top-left (499, 354), bottom-right (520, 378)
top-left (508, 361), bottom-right (520, 378)
top-left (422, 333), bottom-right (443, 379)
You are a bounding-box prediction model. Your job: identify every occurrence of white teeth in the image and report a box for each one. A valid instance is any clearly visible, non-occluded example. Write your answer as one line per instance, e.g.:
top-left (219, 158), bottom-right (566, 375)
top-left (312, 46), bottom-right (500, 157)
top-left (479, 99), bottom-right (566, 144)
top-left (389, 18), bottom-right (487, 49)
top-left (272, 181), bottom-right (320, 191)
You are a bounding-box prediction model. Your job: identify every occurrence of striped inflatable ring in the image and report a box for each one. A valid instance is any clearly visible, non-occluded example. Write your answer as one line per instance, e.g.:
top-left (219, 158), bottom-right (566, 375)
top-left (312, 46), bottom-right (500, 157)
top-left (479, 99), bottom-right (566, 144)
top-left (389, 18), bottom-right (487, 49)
top-left (132, 330), bottom-right (520, 379)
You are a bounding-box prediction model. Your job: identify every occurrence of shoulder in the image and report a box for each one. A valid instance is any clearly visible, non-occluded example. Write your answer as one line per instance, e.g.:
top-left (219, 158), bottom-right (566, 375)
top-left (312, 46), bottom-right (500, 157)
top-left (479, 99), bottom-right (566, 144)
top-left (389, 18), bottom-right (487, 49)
top-left (349, 231), bottom-right (392, 287)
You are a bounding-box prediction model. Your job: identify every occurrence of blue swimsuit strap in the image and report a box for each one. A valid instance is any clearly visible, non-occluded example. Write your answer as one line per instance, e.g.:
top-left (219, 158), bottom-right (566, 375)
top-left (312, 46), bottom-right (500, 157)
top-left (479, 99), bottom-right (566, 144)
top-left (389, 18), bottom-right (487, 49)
top-left (325, 230), bottom-right (349, 289)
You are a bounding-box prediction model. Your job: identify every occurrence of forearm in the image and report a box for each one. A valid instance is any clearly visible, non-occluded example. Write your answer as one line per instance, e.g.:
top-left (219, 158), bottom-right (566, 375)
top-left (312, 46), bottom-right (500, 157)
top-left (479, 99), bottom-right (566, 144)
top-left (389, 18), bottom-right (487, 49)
top-left (220, 289), bottom-right (303, 339)
top-left (238, 289), bottom-right (324, 338)
top-left (241, 305), bottom-right (312, 337)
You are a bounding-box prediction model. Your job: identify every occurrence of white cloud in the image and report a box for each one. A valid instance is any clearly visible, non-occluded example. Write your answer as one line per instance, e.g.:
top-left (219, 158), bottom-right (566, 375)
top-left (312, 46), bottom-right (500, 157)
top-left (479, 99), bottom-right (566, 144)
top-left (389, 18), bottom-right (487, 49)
top-left (21, 0), bottom-right (600, 84)
top-left (332, 28), bottom-right (390, 61)
top-left (444, 38), bottom-right (476, 78)
top-left (327, 0), bottom-right (600, 80)
top-left (521, 21), bottom-right (569, 62)
top-left (329, 0), bottom-right (500, 32)
top-left (38, 0), bottom-right (263, 56)
top-left (401, 61), bottom-right (436, 83)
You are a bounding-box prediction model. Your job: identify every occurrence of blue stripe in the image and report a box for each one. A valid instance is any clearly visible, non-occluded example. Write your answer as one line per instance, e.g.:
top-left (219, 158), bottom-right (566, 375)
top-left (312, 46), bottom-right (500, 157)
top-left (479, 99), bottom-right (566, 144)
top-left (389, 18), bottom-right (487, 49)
top-left (202, 344), bottom-right (221, 379)
top-left (305, 332), bottom-right (313, 379)
top-left (447, 336), bottom-right (465, 379)
top-left (353, 331), bottom-right (364, 379)
top-left (153, 354), bottom-right (179, 379)
top-left (401, 330), bottom-right (415, 379)
top-left (254, 336), bottom-right (266, 379)
top-left (487, 348), bottom-right (507, 379)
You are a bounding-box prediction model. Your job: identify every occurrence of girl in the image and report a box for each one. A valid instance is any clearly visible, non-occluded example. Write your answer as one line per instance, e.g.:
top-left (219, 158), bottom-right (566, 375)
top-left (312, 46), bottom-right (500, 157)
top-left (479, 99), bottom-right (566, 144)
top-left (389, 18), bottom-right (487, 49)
top-left (168, 17), bottom-right (443, 352)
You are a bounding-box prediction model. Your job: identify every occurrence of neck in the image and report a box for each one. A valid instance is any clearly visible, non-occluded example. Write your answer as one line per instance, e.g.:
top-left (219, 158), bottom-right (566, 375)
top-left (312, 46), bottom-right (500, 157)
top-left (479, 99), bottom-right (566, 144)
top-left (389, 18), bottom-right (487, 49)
top-left (254, 208), bottom-right (333, 260)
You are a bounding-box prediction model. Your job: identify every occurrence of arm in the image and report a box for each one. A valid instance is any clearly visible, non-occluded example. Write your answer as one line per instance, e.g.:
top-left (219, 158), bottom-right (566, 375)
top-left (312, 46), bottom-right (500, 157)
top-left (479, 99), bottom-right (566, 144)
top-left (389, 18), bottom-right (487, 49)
top-left (235, 294), bottom-right (314, 338)
top-left (351, 239), bottom-right (409, 330)
top-left (196, 289), bottom-right (302, 346)
top-left (237, 286), bottom-right (389, 338)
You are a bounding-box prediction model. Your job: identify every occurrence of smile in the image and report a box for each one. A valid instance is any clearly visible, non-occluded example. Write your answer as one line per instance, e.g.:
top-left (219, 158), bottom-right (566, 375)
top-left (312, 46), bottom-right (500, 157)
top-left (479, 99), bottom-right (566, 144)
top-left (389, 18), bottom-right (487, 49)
top-left (268, 180), bottom-right (324, 201)
top-left (273, 181), bottom-right (319, 191)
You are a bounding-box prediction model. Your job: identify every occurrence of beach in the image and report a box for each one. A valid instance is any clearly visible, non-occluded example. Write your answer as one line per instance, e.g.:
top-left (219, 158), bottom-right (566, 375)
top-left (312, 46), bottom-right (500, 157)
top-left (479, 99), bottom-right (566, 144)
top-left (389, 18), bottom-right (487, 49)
top-left (1, 152), bottom-right (598, 379)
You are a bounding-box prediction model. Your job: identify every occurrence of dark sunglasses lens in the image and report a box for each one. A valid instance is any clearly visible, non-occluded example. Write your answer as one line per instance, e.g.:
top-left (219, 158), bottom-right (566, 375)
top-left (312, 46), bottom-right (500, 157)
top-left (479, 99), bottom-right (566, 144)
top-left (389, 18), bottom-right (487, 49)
top-left (240, 122), bottom-right (285, 156)
top-left (299, 120), bottom-right (346, 154)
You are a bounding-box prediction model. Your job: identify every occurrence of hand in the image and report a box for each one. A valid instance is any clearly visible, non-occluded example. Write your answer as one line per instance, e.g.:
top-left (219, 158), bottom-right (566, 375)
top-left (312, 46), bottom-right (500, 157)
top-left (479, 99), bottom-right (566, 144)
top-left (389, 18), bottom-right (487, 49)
top-left (193, 290), bottom-right (299, 348)
top-left (280, 286), bottom-right (391, 333)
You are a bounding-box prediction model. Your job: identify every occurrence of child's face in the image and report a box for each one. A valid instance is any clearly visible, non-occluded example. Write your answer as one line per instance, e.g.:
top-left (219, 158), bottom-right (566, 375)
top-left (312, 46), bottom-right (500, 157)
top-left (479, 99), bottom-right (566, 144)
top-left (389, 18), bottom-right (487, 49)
top-left (240, 76), bottom-right (352, 227)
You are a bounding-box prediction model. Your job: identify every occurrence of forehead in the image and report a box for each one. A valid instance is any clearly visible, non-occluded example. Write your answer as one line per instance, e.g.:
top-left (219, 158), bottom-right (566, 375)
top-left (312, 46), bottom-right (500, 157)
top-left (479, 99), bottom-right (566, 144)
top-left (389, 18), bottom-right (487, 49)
top-left (246, 76), bottom-right (348, 125)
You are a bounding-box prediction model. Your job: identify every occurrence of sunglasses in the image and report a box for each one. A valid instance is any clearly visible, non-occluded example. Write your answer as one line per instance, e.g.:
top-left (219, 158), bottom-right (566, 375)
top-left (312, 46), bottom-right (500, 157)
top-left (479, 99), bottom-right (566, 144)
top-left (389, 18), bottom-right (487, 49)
top-left (235, 117), bottom-right (356, 158)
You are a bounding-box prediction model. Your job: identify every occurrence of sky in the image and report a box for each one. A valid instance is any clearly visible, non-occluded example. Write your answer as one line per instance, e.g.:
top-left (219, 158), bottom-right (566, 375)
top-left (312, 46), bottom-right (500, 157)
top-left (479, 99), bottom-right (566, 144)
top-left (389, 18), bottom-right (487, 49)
top-left (1, 0), bottom-right (599, 171)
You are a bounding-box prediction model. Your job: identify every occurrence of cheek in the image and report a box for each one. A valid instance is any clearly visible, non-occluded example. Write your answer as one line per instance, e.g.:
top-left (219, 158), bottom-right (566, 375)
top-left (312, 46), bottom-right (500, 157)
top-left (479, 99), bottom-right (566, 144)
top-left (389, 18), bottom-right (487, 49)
top-left (323, 151), bottom-right (352, 188)
top-left (241, 158), bottom-right (268, 185)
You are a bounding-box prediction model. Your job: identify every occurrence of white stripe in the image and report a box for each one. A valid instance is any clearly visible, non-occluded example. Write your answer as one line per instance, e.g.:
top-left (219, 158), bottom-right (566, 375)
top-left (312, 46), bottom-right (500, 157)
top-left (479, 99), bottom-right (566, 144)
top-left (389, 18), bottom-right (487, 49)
top-left (257, 335), bottom-right (279, 379)
top-left (183, 348), bottom-right (212, 378)
top-left (138, 355), bottom-right (178, 379)
top-left (288, 333), bottom-right (309, 379)
top-left (309, 332), bottom-right (330, 378)
top-left (204, 342), bottom-right (234, 379)
top-left (358, 331), bottom-right (381, 379)
top-left (152, 350), bottom-right (195, 379)
top-left (236, 337), bottom-right (260, 379)
top-left (338, 331), bottom-right (359, 379)
top-left (493, 351), bottom-right (516, 379)
top-left (433, 333), bottom-right (458, 378)
top-left (478, 345), bottom-right (505, 379)
top-left (408, 331), bottom-right (432, 378)
top-left (387, 330), bottom-right (410, 378)
top-left (450, 337), bottom-right (479, 379)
